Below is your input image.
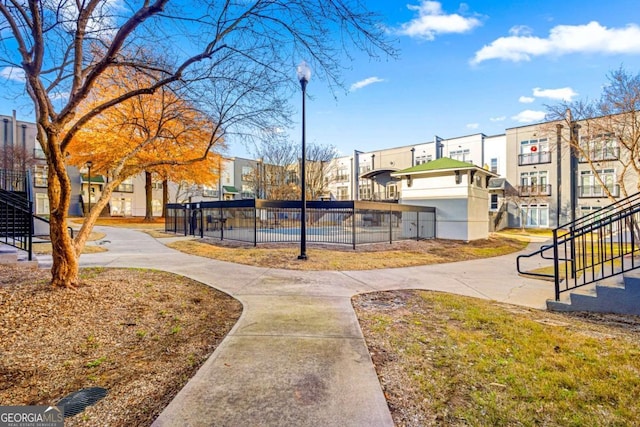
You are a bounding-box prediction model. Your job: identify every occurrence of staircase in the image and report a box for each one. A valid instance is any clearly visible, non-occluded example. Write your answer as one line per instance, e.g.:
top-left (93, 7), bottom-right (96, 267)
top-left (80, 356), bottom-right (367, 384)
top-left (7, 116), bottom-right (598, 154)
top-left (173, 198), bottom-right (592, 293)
top-left (0, 186), bottom-right (33, 261)
top-left (517, 192), bottom-right (640, 315)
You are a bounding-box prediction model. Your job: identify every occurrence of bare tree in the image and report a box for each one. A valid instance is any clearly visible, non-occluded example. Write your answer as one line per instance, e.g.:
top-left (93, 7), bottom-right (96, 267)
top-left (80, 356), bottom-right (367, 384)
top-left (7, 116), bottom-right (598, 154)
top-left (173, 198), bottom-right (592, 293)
top-left (305, 143), bottom-right (338, 200)
top-left (251, 139), bottom-right (337, 200)
top-left (251, 139), bottom-right (299, 200)
top-left (0, 1), bottom-right (395, 288)
top-left (546, 68), bottom-right (640, 202)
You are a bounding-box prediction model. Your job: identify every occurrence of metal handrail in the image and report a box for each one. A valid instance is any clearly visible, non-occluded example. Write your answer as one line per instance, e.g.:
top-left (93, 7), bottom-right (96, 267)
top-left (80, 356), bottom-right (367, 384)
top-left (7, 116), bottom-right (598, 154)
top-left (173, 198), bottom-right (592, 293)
top-left (516, 191), bottom-right (640, 300)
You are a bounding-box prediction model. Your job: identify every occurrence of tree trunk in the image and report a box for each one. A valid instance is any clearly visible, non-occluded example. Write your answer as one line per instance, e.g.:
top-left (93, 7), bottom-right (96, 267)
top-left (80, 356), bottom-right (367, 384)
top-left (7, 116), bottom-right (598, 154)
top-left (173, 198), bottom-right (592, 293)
top-left (47, 137), bottom-right (79, 288)
top-left (162, 179), bottom-right (168, 218)
top-left (144, 171), bottom-right (153, 221)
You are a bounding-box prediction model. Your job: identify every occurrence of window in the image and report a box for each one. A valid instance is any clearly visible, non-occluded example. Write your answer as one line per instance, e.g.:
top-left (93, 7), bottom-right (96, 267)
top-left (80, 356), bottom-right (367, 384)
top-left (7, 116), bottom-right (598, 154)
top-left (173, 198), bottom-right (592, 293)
top-left (33, 165), bottom-right (48, 187)
top-left (579, 169), bottom-right (618, 197)
top-left (386, 183), bottom-right (398, 199)
top-left (336, 167), bottom-right (349, 182)
top-left (36, 193), bottom-right (49, 215)
top-left (579, 134), bottom-right (619, 162)
top-left (415, 155), bottom-right (431, 165)
top-left (490, 194), bottom-right (499, 210)
top-left (519, 171), bottom-right (549, 196)
top-left (521, 204), bottom-right (549, 228)
top-left (450, 149), bottom-right (471, 163)
top-left (337, 186), bottom-right (349, 200)
top-left (152, 199), bottom-right (162, 216)
top-left (519, 138), bottom-right (550, 165)
top-left (359, 185), bottom-right (371, 200)
top-left (202, 187), bottom-right (218, 198)
top-left (241, 184), bottom-right (254, 199)
top-left (241, 166), bottom-right (253, 182)
top-left (359, 164), bottom-right (371, 175)
top-left (490, 158), bottom-right (498, 174)
top-left (111, 197), bottom-right (132, 216)
top-left (115, 178), bottom-right (133, 193)
top-left (151, 181), bottom-right (163, 190)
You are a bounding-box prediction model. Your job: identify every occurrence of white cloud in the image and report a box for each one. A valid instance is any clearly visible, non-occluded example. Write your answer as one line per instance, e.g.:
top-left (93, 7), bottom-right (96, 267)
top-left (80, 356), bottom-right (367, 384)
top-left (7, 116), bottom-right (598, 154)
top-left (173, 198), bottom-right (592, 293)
top-left (471, 21), bottom-right (640, 64)
top-left (532, 87), bottom-right (578, 101)
top-left (397, 1), bottom-right (482, 40)
top-left (509, 25), bottom-right (533, 37)
top-left (466, 123), bottom-right (479, 129)
top-left (490, 116), bottom-right (506, 122)
top-left (519, 96), bottom-right (535, 103)
top-left (349, 77), bottom-right (385, 92)
top-left (511, 110), bottom-right (546, 123)
top-left (0, 67), bottom-right (25, 82)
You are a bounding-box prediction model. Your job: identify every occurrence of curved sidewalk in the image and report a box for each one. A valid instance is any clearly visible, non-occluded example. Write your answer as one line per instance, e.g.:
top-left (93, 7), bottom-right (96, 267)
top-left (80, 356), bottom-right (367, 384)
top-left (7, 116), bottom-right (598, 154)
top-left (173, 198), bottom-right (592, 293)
top-left (53, 227), bottom-right (554, 426)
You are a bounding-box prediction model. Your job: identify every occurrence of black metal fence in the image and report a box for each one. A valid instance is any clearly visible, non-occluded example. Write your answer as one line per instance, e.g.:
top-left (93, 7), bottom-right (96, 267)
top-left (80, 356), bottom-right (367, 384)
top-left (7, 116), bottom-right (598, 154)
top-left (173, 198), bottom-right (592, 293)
top-left (166, 199), bottom-right (436, 248)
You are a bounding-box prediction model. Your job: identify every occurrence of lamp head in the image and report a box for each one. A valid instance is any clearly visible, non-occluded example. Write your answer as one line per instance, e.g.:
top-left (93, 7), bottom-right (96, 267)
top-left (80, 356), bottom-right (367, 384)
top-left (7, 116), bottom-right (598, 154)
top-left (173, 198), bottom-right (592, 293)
top-left (86, 160), bottom-right (93, 169)
top-left (296, 61), bottom-right (311, 87)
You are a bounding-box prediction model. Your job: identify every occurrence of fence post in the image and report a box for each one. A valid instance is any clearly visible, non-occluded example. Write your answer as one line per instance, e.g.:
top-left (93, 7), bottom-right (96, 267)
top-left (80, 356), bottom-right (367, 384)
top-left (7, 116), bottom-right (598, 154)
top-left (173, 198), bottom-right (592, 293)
top-left (389, 206), bottom-right (392, 244)
top-left (416, 211), bottom-right (419, 241)
top-left (27, 201), bottom-right (33, 261)
top-left (199, 208), bottom-right (204, 238)
top-left (553, 228), bottom-right (560, 301)
top-left (352, 204), bottom-right (356, 250)
top-left (183, 208), bottom-right (187, 236)
top-left (254, 207), bottom-right (257, 247)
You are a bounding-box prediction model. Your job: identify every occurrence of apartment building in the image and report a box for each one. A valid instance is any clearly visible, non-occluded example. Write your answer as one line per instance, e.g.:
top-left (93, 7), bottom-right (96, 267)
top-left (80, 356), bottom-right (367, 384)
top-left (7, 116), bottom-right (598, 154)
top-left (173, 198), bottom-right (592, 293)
top-left (5, 110), bottom-right (635, 231)
top-left (326, 133), bottom-right (506, 203)
top-left (505, 116), bottom-right (636, 229)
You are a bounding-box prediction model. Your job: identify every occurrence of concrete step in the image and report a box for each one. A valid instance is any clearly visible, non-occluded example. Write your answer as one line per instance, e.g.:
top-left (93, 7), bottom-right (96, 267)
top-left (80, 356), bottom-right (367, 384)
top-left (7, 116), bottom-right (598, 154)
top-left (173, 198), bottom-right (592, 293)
top-left (547, 272), bottom-right (640, 315)
top-left (0, 244), bottom-right (39, 268)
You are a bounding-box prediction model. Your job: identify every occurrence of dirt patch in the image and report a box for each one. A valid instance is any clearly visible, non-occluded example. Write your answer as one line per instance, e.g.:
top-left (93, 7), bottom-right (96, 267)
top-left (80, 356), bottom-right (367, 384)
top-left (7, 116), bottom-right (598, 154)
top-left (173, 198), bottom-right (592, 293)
top-left (0, 265), bottom-right (241, 426)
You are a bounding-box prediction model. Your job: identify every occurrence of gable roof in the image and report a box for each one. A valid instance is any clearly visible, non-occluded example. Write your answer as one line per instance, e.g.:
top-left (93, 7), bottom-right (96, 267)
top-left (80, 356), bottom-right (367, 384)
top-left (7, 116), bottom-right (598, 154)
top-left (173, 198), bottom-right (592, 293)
top-left (391, 157), bottom-right (497, 177)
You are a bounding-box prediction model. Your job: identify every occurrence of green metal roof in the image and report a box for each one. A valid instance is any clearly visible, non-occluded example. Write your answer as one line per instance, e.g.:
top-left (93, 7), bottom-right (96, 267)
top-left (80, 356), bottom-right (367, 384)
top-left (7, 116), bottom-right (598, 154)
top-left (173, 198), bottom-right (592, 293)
top-left (223, 185), bottom-right (239, 193)
top-left (391, 157), bottom-right (496, 176)
top-left (81, 174), bottom-right (105, 183)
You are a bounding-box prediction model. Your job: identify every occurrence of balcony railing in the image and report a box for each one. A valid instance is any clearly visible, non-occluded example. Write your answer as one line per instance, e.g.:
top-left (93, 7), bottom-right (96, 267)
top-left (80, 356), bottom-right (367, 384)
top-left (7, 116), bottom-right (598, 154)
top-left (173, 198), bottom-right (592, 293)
top-left (578, 184), bottom-right (620, 198)
top-left (115, 183), bottom-right (134, 193)
top-left (202, 189), bottom-right (219, 198)
top-left (579, 147), bottom-right (620, 163)
top-left (517, 184), bottom-right (552, 197)
top-left (34, 176), bottom-right (48, 187)
top-left (518, 151), bottom-right (551, 166)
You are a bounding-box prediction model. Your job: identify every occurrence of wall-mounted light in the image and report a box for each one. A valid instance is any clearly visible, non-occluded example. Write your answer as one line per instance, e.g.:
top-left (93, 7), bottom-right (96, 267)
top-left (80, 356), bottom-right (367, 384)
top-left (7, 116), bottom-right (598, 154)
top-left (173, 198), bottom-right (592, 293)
top-left (455, 170), bottom-right (462, 184)
top-left (406, 175), bottom-right (412, 187)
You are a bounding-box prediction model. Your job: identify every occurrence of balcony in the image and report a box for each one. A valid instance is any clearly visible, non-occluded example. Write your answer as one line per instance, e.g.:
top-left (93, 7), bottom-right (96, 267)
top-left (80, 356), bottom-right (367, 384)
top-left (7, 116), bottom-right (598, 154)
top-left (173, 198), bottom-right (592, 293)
top-left (579, 147), bottom-right (620, 163)
top-left (518, 151), bottom-right (551, 166)
top-left (34, 176), bottom-right (48, 187)
top-left (518, 184), bottom-right (552, 197)
top-left (115, 183), bottom-right (134, 193)
top-left (202, 189), bottom-right (218, 198)
top-left (578, 185), bottom-right (620, 198)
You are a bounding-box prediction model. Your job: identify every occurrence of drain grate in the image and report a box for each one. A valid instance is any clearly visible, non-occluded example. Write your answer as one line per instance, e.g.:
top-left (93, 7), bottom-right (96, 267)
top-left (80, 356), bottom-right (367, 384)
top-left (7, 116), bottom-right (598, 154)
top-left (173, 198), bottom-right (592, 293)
top-left (57, 387), bottom-right (108, 418)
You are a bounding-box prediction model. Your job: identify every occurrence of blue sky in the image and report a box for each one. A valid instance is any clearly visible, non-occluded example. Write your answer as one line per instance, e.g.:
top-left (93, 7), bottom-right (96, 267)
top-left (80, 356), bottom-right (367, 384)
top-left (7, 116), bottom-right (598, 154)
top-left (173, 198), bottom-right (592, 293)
top-left (280, 0), bottom-right (640, 158)
top-left (2, 0), bottom-right (640, 160)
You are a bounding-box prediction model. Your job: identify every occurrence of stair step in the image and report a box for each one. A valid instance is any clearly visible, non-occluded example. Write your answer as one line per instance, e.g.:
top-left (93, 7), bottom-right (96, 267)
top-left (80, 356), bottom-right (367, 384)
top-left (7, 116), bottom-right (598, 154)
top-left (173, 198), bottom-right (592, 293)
top-left (547, 273), bottom-right (640, 315)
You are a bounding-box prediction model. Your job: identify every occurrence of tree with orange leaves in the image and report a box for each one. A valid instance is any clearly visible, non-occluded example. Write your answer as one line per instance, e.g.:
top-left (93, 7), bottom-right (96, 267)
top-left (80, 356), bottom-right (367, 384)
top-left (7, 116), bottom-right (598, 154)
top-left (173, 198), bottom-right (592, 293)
top-left (66, 67), bottom-right (223, 254)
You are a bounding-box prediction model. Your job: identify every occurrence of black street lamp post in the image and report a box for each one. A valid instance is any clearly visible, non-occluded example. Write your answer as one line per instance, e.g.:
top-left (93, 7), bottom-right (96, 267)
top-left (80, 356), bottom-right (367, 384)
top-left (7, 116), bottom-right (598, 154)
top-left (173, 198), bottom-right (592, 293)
top-left (297, 61), bottom-right (311, 260)
top-left (86, 160), bottom-right (93, 216)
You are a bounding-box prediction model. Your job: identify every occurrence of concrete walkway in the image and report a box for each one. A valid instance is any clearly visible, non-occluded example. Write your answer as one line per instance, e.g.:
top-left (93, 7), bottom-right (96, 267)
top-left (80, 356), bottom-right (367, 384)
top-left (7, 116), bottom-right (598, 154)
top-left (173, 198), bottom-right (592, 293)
top-left (41, 227), bottom-right (554, 426)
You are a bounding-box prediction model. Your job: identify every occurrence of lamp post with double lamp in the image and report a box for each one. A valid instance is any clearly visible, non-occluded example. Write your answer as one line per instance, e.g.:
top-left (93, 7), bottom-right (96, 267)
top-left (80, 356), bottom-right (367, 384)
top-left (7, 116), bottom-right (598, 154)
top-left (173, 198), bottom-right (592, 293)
top-left (86, 161), bottom-right (93, 216)
top-left (297, 60), bottom-right (311, 260)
